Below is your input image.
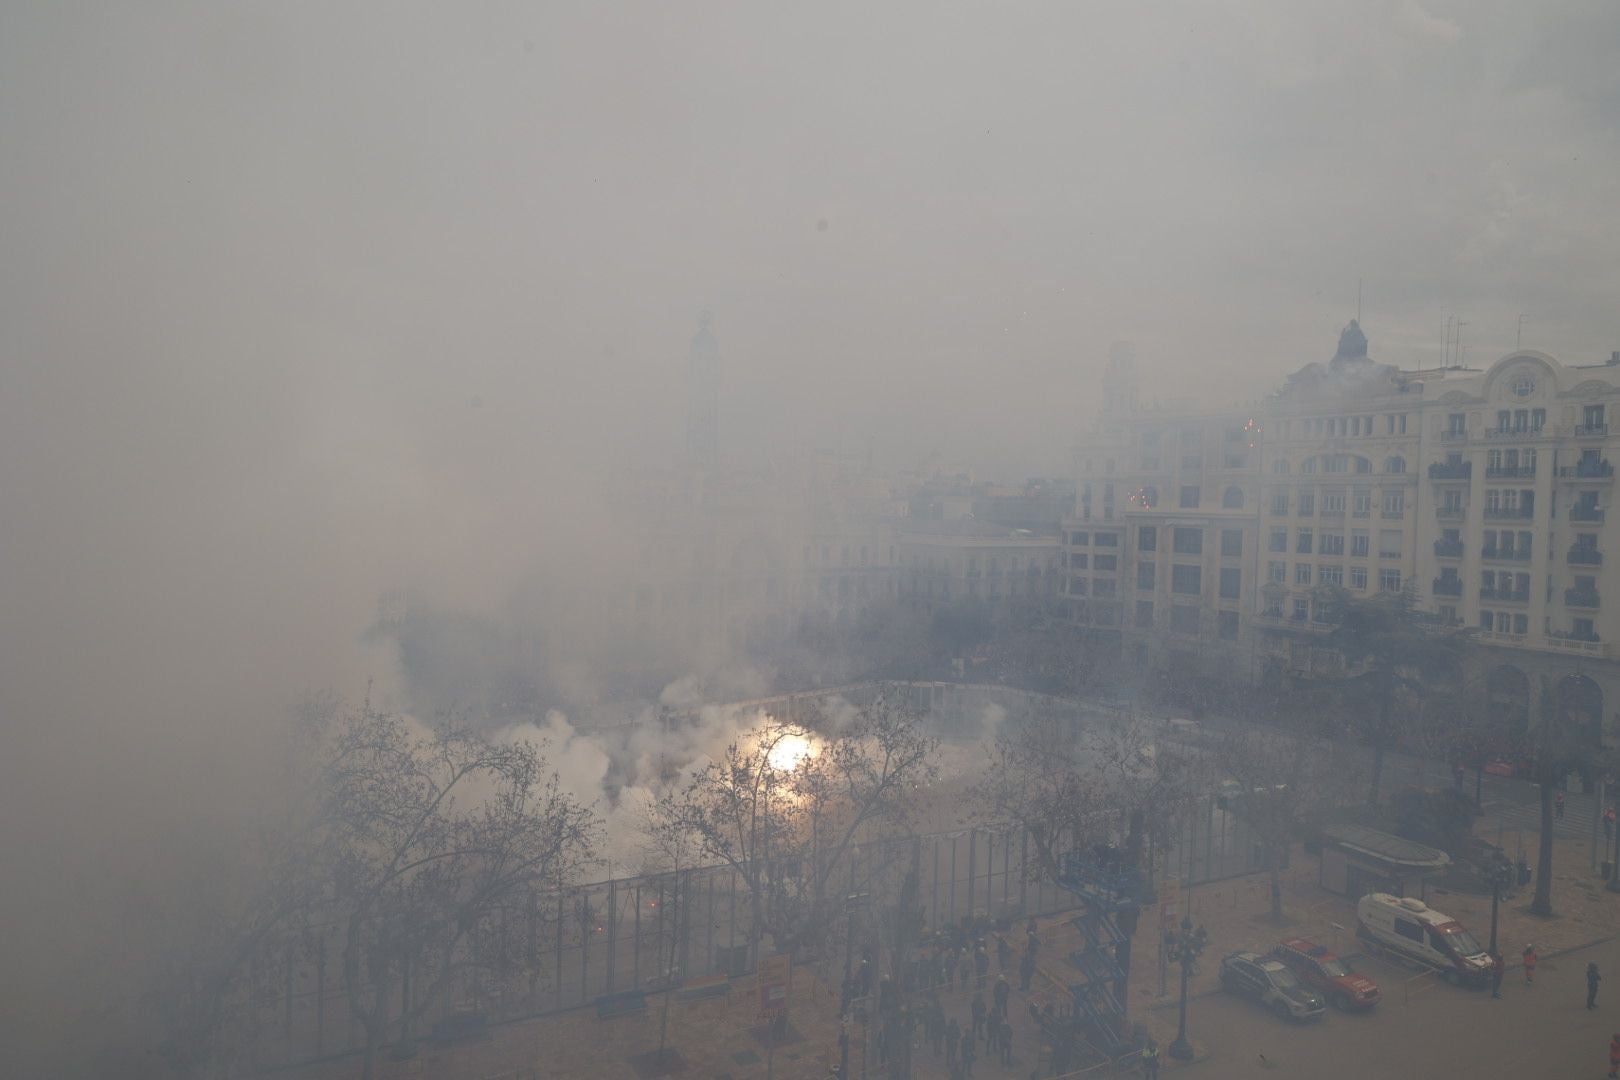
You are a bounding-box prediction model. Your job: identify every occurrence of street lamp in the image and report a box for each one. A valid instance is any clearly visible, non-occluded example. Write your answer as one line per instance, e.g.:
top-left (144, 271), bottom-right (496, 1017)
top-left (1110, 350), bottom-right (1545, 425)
top-left (1487, 859), bottom-right (1515, 954)
top-left (1166, 915), bottom-right (1208, 1061)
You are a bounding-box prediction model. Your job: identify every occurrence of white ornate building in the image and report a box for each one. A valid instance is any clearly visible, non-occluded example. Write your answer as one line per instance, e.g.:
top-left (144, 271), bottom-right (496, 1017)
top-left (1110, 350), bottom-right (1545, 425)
top-left (1067, 324), bottom-right (1620, 744)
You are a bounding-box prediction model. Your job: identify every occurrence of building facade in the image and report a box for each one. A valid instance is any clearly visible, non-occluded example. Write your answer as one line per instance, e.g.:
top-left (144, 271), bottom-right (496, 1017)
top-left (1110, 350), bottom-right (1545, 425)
top-left (1067, 325), bottom-right (1620, 742)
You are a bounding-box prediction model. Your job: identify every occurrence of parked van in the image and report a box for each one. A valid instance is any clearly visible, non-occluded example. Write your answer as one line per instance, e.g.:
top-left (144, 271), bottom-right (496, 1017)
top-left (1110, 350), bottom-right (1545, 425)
top-left (1355, 893), bottom-right (1490, 985)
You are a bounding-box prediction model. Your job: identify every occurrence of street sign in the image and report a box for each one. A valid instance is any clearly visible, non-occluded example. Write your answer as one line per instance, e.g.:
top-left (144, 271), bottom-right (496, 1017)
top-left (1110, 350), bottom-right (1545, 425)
top-left (758, 953), bottom-right (791, 1017)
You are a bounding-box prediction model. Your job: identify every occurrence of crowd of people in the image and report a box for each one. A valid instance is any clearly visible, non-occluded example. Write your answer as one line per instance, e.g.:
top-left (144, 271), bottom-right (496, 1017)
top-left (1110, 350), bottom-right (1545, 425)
top-left (837, 916), bottom-right (1099, 1079)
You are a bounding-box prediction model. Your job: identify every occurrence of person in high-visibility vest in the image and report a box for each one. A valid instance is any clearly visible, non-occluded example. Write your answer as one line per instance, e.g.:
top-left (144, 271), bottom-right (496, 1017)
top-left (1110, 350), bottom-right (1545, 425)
top-left (1523, 945), bottom-right (1538, 986)
top-left (1140, 1040), bottom-right (1161, 1079)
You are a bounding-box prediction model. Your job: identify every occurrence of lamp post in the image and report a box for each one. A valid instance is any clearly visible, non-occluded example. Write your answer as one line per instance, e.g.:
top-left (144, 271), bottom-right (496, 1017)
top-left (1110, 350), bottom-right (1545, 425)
top-left (1487, 859), bottom-right (1514, 954)
top-left (1167, 915), bottom-right (1207, 1061)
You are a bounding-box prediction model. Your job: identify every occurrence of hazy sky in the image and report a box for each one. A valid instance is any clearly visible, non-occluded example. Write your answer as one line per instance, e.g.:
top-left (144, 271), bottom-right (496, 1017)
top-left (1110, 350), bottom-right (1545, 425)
top-left (1, 3), bottom-right (1618, 1064)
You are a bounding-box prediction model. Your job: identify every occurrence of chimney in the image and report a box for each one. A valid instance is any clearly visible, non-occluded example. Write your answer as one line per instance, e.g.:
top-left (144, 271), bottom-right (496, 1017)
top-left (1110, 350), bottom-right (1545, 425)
top-left (1610, 351), bottom-right (1620, 366)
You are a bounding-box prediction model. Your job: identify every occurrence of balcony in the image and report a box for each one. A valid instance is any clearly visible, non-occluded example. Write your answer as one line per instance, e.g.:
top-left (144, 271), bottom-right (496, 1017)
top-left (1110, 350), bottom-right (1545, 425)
top-left (1428, 462), bottom-right (1472, 480)
top-left (1484, 507), bottom-right (1534, 520)
top-left (1481, 547), bottom-right (1531, 562)
top-left (1439, 429), bottom-right (1468, 443)
top-left (1569, 547), bottom-right (1603, 566)
top-left (1381, 509), bottom-right (1405, 519)
top-left (1480, 587), bottom-right (1530, 603)
top-left (1486, 427), bottom-right (1539, 439)
top-left (1351, 509), bottom-right (1372, 519)
top-left (1559, 461), bottom-right (1614, 481)
top-left (1571, 505), bottom-right (1606, 523)
top-left (1433, 577), bottom-right (1463, 597)
top-left (1486, 465), bottom-right (1536, 479)
top-left (1546, 632), bottom-right (1605, 656)
top-left (1566, 589), bottom-right (1601, 610)
top-left (1433, 539), bottom-right (1464, 558)
top-left (1435, 506), bottom-right (1466, 520)
top-left (1575, 424), bottom-right (1609, 438)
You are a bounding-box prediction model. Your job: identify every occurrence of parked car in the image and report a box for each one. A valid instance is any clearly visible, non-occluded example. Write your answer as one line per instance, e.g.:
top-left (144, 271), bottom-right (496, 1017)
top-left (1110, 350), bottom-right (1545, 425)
top-left (1355, 893), bottom-right (1491, 986)
top-left (1270, 938), bottom-right (1380, 1011)
top-left (1219, 950), bottom-right (1327, 1021)
top-left (1483, 757), bottom-right (1532, 778)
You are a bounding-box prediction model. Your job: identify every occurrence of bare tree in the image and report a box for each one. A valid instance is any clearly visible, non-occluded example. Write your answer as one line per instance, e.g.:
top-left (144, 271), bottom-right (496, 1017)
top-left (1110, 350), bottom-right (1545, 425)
top-left (1214, 727), bottom-right (1362, 921)
top-left (314, 704), bottom-right (597, 1079)
top-left (1526, 676), bottom-right (1592, 916)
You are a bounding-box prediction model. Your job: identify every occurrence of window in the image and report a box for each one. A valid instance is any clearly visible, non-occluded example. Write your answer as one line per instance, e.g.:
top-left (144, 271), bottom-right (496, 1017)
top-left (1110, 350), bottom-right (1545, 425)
top-left (1134, 485), bottom-right (1158, 508)
top-left (1171, 565), bottom-right (1201, 595)
top-left (1586, 404), bottom-right (1607, 430)
top-left (1300, 456), bottom-right (1317, 474)
top-left (1447, 412), bottom-right (1465, 435)
top-left (1138, 525), bottom-right (1156, 552)
top-left (1322, 490), bottom-right (1346, 513)
top-left (1271, 492), bottom-right (1289, 516)
top-left (1135, 600), bottom-right (1154, 628)
top-left (1321, 531), bottom-right (1345, 555)
top-left (1218, 611), bottom-right (1239, 640)
top-left (1385, 456), bottom-right (1406, 474)
top-left (1172, 527), bottom-right (1203, 555)
top-left (1268, 560), bottom-right (1287, 583)
top-left (1180, 486), bottom-right (1200, 508)
top-left (1069, 531), bottom-right (1088, 546)
top-left (1380, 569), bottom-right (1402, 592)
top-left (1137, 563), bottom-right (1155, 591)
top-left (1353, 489), bottom-right (1372, 515)
top-left (1094, 532), bottom-right (1119, 547)
top-left (1272, 459), bottom-right (1289, 475)
top-left (1383, 491), bottom-right (1405, 515)
top-left (1296, 527), bottom-right (1313, 554)
top-left (1069, 577), bottom-right (1087, 595)
top-left (1068, 553), bottom-right (1088, 569)
top-left (1270, 527), bottom-right (1288, 552)
top-left (1378, 529), bottom-right (1403, 558)
top-left (1220, 568), bottom-right (1241, 599)
top-left (1295, 563), bottom-right (1313, 585)
top-left (1222, 485), bottom-right (1244, 509)
top-left (1292, 598), bottom-right (1309, 620)
top-left (1395, 919), bottom-right (1424, 945)
top-left (1298, 492), bottom-right (1315, 516)
top-left (1320, 565), bottom-right (1343, 586)
top-left (1479, 610), bottom-right (1494, 631)
top-left (1221, 529), bottom-right (1243, 557)
top-left (1398, 413), bottom-right (1408, 434)
top-left (1497, 410), bottom-right (1512, 432)
top-left (1351, 531), bottom-right (1369, 557)
top-left (1171, 605), bottom-right (1200, 634)
top-left (1093, 554), bottom-right (1117, 571)
top-left (1263, 596), bottom-right (1284, 617)
top-left (1093, 578), bottom-right (1116, 598)
top-left (1350, 566), bottom-right (1368, 590)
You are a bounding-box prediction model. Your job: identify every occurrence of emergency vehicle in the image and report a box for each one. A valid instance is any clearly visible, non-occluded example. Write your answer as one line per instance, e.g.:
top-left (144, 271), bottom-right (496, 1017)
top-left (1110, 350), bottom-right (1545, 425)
top-left (1355, 893), bottom-right (1491, 985)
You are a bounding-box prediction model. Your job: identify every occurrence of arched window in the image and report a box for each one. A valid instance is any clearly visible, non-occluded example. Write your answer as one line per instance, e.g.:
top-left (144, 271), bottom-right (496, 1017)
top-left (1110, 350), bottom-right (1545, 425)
top-left (1354, 456), bottom-right (1372, 474)
top-left (1222, 485), bottom-right (1244, 509)
top-left (1272, 459), bottom-right (1290, 475)
top-left (1384, 456), bottom-right (1406, 474)
top-left (1301, 457), bottom-right (1318, 474)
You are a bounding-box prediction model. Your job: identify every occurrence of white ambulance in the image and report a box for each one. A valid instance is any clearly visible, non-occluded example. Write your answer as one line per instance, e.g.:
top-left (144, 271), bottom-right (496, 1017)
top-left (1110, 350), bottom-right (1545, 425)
top-left (1355, 893), bottom-right (1491, 986)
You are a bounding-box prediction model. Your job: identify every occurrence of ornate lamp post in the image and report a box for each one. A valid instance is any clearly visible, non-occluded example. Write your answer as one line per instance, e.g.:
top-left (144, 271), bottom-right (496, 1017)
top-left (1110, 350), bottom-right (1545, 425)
top-left (1487, 859), bottom-right (1515, 953)
top-left (1166, 915), bottom-right (1208, 1061)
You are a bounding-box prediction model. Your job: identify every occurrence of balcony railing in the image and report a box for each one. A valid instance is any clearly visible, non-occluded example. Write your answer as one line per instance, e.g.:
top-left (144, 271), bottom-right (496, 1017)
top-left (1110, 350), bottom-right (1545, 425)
top-left (1381, 509), bottom-right (1405, 519)
top-left (1571, 505), bottom-right (1606, 523)
top-left (1484, 507), bottom-right (1534, 520)
top-left (1352, 509), bottom-right (1372, 518)
top-left (1433, 539), bottom-right (1464, 558)
top-left (1480, 587), bottom-right (1531, 603)
top-left (1546, 632), bottom-right (1604, 655)
top-left (1565, 589), bottom-right (1601, 610)
top-left (1559, 461), bottom-right (1614, 480)
top-left (1569, 547), bottom-right (1603, 566)
top-left (1433, 577), bottom-right (1463, 597)
top-left (1486, 466), bottom-right (1536, 479)
top-left (1428, 462), bottom-right (1472, 480)
top-left (1487, 427), bottom-right (1540, 439)
top-left (1481, 547), bottom-right (1531, 562)
top-left (1575, 424), bottom-right (1609, 437)
top-left (1439, 430), bottom-right (1468, 442)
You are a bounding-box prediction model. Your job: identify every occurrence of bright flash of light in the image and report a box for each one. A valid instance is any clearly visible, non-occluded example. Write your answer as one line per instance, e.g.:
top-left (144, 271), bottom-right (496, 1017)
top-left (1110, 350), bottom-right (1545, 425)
top-left (767, 733), bottom-right (814, 773)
